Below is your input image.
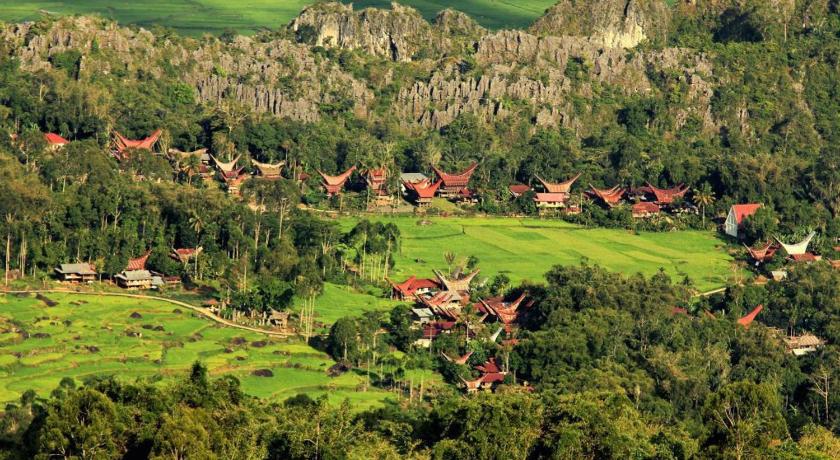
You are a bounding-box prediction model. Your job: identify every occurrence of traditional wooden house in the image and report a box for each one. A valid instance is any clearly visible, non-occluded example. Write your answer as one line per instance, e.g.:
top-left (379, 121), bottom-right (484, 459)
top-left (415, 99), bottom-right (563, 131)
top-left (365, 168), bottom-right (388, 195)
top-left (724, 204), bottom-right (762, 238)
top-left (589, 184), bottom-right (625, 207)
top-left (536, 173), bottom-right (580, 198)
top-left (318, 166), bottom-right (356, 196)
top-left (113, 130), bottom-right (162, 159)
top-left (745, 241), bottom-right (777, 265)
top-left (432, 163), bottom-right (477, 198)
top-left (170, 247), bottom-right (202, 264)
top-left (388, 275), bottom-right (440, 300)
top-left (411, 308), bottom-right (435, 324)
top-left (632, 201), bottom-right (660, 218)
top-left (55, 263), bottom-right (97, 283)
top-left (115, 269), bottom-right (153, 289)
top-left (476, 292), bottom-right (528, 334)
top-left (646, 183), bottom-right (689, 205)
top-left (416, 321), bottom-right (457, 348)
top-left (784, 333), bottom-right (824, 356)
top-left (210, 154), bottom-right (241, 175)
top-left (737, 304), bottom-right (763, 329)
top-left (776, 231), bottom-right (816, 257)
top-left (508, 184), bottom-right (531, 198)
top-left (126, 251), bottom-right (151, 271)
top-left (434, 269), bottom-right (480, 294)
top-left (251, 159), bottom-right (285, 179)
top-left (403, 179), bottom-right (442, 207)
top-left (44, 132), bottom-right (70, 150)
top-left (533, 193), bottom-right (568, 212)
top-left (442, 351), bottom-right (473, 365)
top-left (221, 169), bottom-right (249, 196)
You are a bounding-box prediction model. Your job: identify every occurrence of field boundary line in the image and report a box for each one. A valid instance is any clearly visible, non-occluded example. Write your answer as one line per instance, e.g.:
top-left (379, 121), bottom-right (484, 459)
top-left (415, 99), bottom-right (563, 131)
top-left (2, 289), bottom-right (292, 338)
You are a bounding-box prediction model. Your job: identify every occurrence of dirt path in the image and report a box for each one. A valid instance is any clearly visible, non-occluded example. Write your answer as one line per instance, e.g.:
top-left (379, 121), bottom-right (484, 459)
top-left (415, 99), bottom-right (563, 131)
top-left (3, 289), bottom-right (292, 338)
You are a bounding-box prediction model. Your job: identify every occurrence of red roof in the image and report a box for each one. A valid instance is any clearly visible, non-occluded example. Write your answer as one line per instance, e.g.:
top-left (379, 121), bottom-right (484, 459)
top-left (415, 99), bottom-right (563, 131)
top-left (126, 251), bottom-right (151, 271)
top-left (432, 163), bottom-right (478, 187)
top-left (475, 357), bottom-right (501, 374)
top-left (318, 166), bottom-right (356, 196)
top-left (113, 130), bottom-right (162, 154)
top-left (590, 185), bottom-right (625, 205)
top-left (44, 132), bottom-right (69, 145)
top-left (388, 276), bottom-right (440, 297)
top-left (632, 202), bottom-right (660, 214)
top-left (790, 253), bottom-right (820, 262)
top-left (745, 241), bottom-right (777, 263)
top-left (738, 305), bottom-right (763, 328)
top-left (508, 184), bottom-right (531, 196)
top-left (671, 307), bottom-right (688, 316)
top-left (404, 179), bottom-right (443, 199)
top-left (730, 204), bottom-right (762, 226)
top-left (366, 168), bottom-right (387, 193)
top-left (481, 372), bottom-right (506, 384)
top-left (534, 192), bottom-right (568, 203)
top-left (647, 183), bottom-right (689, 204)
top-left (421, 321), bottom-right (456, 338)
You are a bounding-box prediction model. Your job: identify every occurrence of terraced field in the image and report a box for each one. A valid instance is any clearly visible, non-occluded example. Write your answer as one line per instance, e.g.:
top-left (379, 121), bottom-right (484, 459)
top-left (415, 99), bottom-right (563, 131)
top-left (0, 292), bottom-right (414, 407)
top-left (340, 216), bottom-right (736, 292)
top-left (2, 1), bottom-right (559, 35)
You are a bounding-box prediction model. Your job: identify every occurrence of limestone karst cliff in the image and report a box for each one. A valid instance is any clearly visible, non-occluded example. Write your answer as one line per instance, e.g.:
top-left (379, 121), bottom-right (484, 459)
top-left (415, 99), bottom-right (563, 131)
top-left (0, 1), bottom-right (817, 140)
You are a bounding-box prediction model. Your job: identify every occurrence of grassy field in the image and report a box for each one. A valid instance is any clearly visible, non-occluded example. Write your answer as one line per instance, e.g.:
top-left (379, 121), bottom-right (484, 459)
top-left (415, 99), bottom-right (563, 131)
top-left (340, 216), bottom-right (736, 292)
top-left (0, 292), bottom-right (404, 407)
top-left (1, 1), bottom-right (558, 35)
top-left (294, 283), bottom-right (402, 327)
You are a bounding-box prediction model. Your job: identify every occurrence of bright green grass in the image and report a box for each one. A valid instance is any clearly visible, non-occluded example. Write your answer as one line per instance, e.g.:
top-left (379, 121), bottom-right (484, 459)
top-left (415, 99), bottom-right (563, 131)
top-left (0, 1), bottom-right (559, 35)
top-left (340, 216), bottom-right (735, 292)
top-left (0, 292), bottom-right (392, 408)
top-left (294, 283), bottom-right (402, 327)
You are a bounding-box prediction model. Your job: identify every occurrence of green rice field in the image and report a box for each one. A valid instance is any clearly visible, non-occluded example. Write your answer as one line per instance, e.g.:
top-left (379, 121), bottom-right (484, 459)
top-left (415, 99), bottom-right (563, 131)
top-left (340, 216), bottom-right (736, 292)
top-left (1, 1), bottom-right (559, 35)
top-left (0, 292), bottom-right (413, 406)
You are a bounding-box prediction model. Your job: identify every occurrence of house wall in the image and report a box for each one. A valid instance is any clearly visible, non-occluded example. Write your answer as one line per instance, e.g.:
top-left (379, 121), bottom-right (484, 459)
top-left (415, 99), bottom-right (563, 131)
top-left (724, 209), bottom-right (739, 238)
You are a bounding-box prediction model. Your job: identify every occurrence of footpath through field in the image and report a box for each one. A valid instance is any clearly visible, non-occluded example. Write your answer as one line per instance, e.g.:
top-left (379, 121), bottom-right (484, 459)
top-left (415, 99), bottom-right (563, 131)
top-left (2, 289), bottom-right (292, 338)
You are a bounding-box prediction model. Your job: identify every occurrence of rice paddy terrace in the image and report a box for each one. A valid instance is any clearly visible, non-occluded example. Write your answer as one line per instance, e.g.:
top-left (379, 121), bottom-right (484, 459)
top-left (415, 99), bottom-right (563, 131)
top-left (0, 292), bottom-right (430, 407)
top-left (1, 1), bottom-right (559, 35)
top-left (0, 218), bottom-right (734, 404)
top-left (339, 216), bottom-right (736, 292)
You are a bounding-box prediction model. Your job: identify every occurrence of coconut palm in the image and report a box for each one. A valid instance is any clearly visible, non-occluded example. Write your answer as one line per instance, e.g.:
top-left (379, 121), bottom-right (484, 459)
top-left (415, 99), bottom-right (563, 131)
top-left (693, 182), bottom-right (715, 228)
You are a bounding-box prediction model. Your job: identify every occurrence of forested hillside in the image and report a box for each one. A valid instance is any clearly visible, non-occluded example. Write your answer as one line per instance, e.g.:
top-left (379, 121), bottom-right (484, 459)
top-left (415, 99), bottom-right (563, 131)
top-left (1, 1), bottom-right (840, 458)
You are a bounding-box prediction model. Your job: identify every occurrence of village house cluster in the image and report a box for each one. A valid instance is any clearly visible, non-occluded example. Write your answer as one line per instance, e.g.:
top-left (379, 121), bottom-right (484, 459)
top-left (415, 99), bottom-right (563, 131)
top-left (388, 269), bottom-right (532, 392)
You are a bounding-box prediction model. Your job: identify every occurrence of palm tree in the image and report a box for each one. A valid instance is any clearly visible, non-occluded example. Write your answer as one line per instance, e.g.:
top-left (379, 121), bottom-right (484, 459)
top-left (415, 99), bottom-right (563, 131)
top-left (693, 182), bottom-right (715, 228)
top-left (188, 211), bottom-right (204, 278)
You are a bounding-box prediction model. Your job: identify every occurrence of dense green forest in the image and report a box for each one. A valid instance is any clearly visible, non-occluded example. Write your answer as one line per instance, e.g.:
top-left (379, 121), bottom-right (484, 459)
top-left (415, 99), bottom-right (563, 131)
top-left (2, 0), bottom-right (840, 458)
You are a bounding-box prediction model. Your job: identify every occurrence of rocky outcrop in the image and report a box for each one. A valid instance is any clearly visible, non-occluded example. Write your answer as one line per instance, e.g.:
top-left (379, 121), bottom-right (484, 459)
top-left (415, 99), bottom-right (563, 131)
top-left (530, 0), bottom-right (671, 48)
top-left (289, 2), bottom-right (435, 61)
top-left (397, 30), bottom-right (715, 132)
top-left (1, 17), bottom-right (373, 122)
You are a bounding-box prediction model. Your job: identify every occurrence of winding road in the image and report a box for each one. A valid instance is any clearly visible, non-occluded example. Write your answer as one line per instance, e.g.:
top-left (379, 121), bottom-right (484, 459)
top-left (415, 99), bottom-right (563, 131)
top-left (3, 289), bottom-right (293, 337)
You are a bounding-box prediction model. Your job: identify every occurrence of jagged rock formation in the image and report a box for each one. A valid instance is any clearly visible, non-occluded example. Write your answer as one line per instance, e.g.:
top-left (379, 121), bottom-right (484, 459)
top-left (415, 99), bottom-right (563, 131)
top-left (290, 2), bottom-right (435, 61)
top-left (396, 29), bottom-right (715, 132)
top-left (0, 3), bottom-right (719, 134)
top-left (530, 0), bottom-right (671, 48)
top-left (1, 17), bottom-right (372, 123)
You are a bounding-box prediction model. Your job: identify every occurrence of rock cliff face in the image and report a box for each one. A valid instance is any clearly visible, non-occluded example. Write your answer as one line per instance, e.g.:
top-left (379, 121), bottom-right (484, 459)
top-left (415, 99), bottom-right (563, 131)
top-left (396, 29), bottom-right (715, 133)
top-left (1, 17), bottom-right (372, 123)
top-left (0, 3), bottom-right (718, 134)
top-left (530, 0), bottom-right (671, 48)
top-left (290, 2), bottom-right (434, 61)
